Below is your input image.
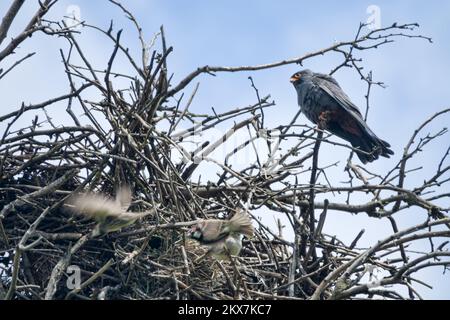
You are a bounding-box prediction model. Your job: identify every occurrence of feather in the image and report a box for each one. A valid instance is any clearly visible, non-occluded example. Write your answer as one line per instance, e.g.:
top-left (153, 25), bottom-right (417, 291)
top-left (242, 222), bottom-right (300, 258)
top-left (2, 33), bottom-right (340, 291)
top-left (66, 186), bottom-right (155, 236)
top-left (199, 220), bottom-right (227, 243)
top-left (207, 234), bottom-right (243, 260)
top-left (228, 210), bottom-right (254, 238)
top-left (66, 193), bottom-right (123, 221)
top-left (115, 186), bottom-right (132, 211)
top-left (292, 69), bottom-right (394, 164)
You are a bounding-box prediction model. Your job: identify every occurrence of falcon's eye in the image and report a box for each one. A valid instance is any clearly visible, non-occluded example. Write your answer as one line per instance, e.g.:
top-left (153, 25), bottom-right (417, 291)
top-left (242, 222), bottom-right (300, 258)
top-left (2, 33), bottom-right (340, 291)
top-left (290, 73), bottom-right (301, 83)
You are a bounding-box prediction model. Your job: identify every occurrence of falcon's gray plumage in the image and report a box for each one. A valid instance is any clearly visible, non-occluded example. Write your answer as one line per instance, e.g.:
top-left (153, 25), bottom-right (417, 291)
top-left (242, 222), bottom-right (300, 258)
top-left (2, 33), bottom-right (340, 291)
top-left (290, 69), bottom-right (394, 163)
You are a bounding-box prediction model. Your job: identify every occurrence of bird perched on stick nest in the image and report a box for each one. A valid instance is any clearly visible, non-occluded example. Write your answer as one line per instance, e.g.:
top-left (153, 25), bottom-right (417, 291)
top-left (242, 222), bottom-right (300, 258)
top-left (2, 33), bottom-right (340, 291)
top-left (65, 186), bottom-right (156, 237)
top-left (187, 210), bottom-right (254, 261)
top-left (290, 69), bottom-right (394, 164)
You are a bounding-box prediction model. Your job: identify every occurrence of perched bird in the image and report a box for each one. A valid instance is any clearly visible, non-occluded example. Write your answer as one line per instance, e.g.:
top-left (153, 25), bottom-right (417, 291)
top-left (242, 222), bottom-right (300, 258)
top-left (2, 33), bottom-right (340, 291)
top-left (290, 69), bottom-right (394, 163)
top-left (187, 210), bottom-right (254, 260)
top-left (66, 186), bottom-right (155, 237)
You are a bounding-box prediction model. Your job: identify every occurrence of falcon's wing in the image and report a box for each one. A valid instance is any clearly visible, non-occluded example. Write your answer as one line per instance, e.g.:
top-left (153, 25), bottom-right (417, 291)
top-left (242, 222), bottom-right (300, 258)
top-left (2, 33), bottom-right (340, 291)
top-left (313, 74), bottom-right (364, 119)
top-left (314, 72), bottom-right (342, 88)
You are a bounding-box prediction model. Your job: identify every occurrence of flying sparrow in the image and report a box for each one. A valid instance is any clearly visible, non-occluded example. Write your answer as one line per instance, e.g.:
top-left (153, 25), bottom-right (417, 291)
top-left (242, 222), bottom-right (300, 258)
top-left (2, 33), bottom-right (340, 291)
top-left (66, 186), bottom-right (155, 237)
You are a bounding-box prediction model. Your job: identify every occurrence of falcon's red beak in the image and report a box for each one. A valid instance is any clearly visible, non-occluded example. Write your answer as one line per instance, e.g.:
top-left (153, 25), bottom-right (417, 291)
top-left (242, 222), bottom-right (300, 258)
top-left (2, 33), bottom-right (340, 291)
top-left (290, 73), bottom-right (301, 83)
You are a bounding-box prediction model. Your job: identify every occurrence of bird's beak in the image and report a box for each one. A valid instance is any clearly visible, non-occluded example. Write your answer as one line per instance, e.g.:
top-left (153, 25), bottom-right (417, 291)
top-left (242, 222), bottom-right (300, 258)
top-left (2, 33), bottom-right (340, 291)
top-left (186, 225), bottom-right (195, 236)
top-left (91, 225), bottom-right (102, 238)
top-left (290, 74), bottom-right (300, 83)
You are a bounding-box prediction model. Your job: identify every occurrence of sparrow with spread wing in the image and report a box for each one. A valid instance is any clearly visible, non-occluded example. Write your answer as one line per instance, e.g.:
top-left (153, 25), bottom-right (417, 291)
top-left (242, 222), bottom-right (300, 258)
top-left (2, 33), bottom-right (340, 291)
top-left (290, 69), bottom-right (394, 163)
top-left (187, 210), bottom-right (254, 260)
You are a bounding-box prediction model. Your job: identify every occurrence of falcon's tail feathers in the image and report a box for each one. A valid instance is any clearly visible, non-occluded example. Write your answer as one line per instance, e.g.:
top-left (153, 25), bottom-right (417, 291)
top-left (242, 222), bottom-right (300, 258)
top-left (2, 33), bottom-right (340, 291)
top-left (379, 138), bottom-right (395, 157)
top-left (228, 210), bottom-right (254, 238)
top-left (353, 133), bottom-right (394, 164)
top-left (326, 121), bottom-right (394, 164)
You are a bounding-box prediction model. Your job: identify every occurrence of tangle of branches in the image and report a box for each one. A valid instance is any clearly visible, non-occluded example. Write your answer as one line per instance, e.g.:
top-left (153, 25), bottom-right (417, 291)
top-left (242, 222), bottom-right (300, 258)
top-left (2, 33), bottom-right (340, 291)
top-left (0, 0), bottom-right (448, 300)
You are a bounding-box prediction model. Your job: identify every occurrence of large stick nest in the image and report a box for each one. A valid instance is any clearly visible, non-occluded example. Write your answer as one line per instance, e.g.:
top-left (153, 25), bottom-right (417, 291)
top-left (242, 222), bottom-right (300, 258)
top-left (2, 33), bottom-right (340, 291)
top-left (1, 1), bottom-right (449, 300)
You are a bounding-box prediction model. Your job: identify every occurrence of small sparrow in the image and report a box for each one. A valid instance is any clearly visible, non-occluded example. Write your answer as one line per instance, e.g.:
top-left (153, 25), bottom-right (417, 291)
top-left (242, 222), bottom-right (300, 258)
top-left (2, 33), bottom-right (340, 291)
top-left (66, 186), bottom-right (155, 237)
top-left (187, 210), bottom-right (254, 260)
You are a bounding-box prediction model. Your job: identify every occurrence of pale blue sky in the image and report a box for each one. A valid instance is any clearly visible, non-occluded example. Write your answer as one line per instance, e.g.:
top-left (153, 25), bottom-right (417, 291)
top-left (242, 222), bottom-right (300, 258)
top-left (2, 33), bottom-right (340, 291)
top-left (1, 1), bottom-right (449, 299)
